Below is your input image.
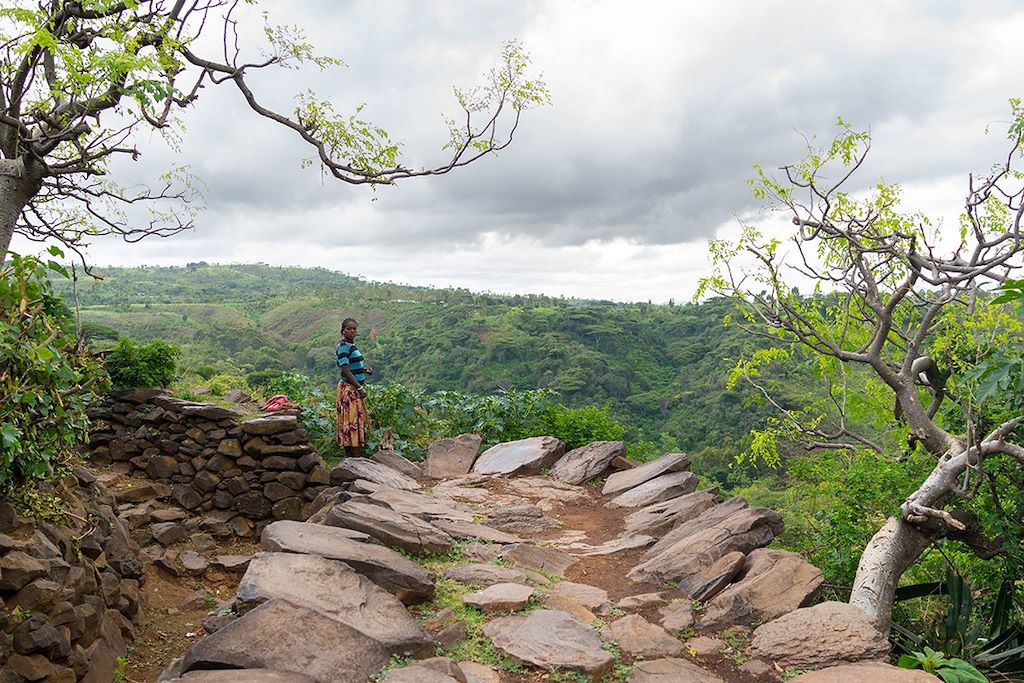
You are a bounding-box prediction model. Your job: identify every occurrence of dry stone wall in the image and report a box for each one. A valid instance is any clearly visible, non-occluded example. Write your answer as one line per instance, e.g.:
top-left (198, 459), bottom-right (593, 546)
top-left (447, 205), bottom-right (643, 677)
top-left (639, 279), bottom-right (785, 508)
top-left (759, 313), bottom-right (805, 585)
top-left (85, 390), bottom-right (332, 537)
top-left (0, 469), bottom-right (143, 682)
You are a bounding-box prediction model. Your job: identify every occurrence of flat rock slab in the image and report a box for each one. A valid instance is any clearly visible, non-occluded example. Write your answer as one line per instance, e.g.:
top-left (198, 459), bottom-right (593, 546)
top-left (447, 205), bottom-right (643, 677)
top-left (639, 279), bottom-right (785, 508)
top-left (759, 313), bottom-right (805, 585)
top-left (260, 521), bottom-right (434, 604)
top-left (424, 434), bottom-right (482, 479)
top-left (483, 504), bottom-right (559, 534)
top-left (369, 489), bottom-right (475, 522)
top-left (484, 609), bottom-right (613, 674)
top-left (370, 450), bottom-right (423, 480)
top-left (601, 615), bottom-right (683, 658)
top-left (432, 519), bottom-right (523, 544)
top-left (602, 452), bottom-right (690, 495)
top-left (506, 477), bottom-right (588, 501)
top-left (629, 504), bottom-right (780, 586)
top-left (325, 501), bottom-right (454, 554)
top-left (750, 601), bottom-right (889, 670)
top-left (463, 583), bottom-right (535, 611)
top-left (547, 582), bottom-right (610, 612)
top-left (458, 662), bottom-right (501, 683)
top-left (623, 490), bottom-right (722, 537)
top-left (696, 548), bottom-right (823, 630)
top-left (607, 471), bottom-right (698, 508)
top-left (472, 436), bottom-right (565, 476)
top-left (500, 544), bottom-right (577, 577)
top-left (645, 496), bottom-right (749, 559)
top-left (241, 415), bottom-right (300, 435)
top-left (381, 666), bottom-right (461, 683)
top-left (790, 661), bottom-right (938, 682)
top-left (549, 441), bottom-right (625, 485)
top-left (443, 563), bottom-right (530, 587)
top-left (236, 552), bottom-right (432, 657)
top-left (168, 670), bottom-right (315, 682)
top-left (627, 658), bottom-right (724, 683)
top-left (330, 458), bottom-right (420, 490)
top-left (180, 599), bottom-right (390, 683)
top-left (575, 534), bottom-right (655, 556)
top-left (681, 550), bottom-right (746, 601)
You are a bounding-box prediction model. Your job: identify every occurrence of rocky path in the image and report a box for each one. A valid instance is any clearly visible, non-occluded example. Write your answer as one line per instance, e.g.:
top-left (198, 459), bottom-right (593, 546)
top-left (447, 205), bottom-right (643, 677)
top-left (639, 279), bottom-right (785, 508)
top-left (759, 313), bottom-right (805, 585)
top-left (151, 437), bottom-right (917, 683)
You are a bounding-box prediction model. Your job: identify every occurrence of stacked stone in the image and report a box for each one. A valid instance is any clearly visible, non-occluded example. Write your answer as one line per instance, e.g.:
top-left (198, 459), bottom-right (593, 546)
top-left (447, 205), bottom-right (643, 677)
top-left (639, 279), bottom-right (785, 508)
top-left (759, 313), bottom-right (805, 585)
top-left (0, 470), bottom-right (143, 682)
top-left (86, 391), bottom-right (331, 536)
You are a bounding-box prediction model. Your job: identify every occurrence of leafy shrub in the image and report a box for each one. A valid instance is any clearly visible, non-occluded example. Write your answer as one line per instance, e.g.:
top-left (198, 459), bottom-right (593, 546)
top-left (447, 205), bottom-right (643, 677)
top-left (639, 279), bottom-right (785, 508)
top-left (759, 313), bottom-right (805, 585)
top-left (625, 432), bottom-right (683, 463)
top-left (0, 250), bottom-right (107, 486)
top-left (105, 337), bottom-right (180, 388)
top-left (207, 373), bottom-right (249, 396)
top-left (530, 403), bottom-right (625, 451)
top-left (195, 364), bottom-right (217, 380)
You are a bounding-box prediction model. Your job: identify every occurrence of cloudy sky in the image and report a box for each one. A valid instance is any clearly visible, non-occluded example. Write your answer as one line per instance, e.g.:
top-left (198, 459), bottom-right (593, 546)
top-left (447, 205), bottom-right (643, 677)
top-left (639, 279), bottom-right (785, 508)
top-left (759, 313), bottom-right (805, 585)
top-left (14, 0), bottom-right (1024, 302)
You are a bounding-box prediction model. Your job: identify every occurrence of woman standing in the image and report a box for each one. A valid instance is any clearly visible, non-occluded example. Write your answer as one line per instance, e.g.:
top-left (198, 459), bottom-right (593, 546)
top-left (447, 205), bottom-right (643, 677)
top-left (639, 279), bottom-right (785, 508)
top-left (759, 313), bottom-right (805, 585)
top-left (336, 318), bottom-right (373, 457)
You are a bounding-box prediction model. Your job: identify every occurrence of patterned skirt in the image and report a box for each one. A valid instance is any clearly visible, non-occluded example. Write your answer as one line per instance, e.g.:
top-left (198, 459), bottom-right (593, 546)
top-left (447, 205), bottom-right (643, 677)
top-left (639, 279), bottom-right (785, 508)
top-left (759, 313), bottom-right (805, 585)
top-left (336, 381), bottom-right (370, 447)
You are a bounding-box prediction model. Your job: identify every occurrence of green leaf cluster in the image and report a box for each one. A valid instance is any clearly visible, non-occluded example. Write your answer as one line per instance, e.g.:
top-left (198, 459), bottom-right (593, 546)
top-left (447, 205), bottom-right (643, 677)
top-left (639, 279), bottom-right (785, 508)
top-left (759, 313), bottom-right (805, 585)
top-left (0, 250), bottom-right (107, 486)
top-left (105, 337), bottom-right (180, 389)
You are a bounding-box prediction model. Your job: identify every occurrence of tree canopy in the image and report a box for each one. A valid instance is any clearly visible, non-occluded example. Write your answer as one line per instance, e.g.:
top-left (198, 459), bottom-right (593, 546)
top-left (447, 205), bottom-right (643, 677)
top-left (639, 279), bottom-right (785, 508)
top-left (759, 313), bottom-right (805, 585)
top-left (700, 102), bottom-right (1024, 630)
top-left (0, 1), bottom-right (548, 264)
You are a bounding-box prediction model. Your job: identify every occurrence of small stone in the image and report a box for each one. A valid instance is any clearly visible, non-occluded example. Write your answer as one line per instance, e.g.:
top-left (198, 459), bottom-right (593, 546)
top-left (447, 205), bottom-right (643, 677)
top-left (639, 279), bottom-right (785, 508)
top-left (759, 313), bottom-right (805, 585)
top-left (152, 522), bottom-right (188, 545)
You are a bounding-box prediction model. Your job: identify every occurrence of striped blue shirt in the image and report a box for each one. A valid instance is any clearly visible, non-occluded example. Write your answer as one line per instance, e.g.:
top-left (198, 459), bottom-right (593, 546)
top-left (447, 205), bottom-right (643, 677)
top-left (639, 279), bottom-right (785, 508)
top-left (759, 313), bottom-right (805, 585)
top-left (336, 341), bottom-right (366, 384)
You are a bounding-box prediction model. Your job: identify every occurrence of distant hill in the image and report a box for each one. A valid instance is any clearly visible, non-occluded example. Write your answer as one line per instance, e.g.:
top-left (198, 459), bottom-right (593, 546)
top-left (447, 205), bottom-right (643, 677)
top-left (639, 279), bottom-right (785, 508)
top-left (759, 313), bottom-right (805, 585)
top-left (56, 263), bottom-right (809, 483)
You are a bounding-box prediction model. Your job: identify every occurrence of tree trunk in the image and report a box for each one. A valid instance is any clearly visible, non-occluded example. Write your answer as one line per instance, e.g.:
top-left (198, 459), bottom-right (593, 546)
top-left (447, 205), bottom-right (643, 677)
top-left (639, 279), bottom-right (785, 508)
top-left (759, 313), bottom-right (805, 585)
top-left (0, 158), bottom-right (31, 260)
top-left (849, 515), bottom-right (933, 632)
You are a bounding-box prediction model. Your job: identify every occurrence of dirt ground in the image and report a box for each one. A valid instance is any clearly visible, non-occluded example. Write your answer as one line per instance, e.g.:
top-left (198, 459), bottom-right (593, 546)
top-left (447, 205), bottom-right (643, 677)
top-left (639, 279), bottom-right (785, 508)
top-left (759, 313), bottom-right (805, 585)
top-left (126, 542), bottom-right (257, 683)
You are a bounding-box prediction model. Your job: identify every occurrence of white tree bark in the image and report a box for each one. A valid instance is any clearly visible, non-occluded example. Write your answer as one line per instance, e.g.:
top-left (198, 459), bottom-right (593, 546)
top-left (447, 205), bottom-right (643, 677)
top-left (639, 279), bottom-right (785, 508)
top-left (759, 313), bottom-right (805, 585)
top-left (849, 516), bottom-right (933, 631)
top-left (0, 159), bottom-right (27, 259)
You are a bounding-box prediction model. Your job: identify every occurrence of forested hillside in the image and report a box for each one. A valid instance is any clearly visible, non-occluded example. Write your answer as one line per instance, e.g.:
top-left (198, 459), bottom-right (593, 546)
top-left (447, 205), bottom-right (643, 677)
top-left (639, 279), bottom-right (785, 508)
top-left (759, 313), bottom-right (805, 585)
top-left (56, 263), bottom-right (812, 483)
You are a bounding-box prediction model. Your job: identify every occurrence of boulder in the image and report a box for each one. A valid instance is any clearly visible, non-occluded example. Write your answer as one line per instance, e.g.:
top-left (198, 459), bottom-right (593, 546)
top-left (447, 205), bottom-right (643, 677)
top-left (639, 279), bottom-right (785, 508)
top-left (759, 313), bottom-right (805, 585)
top-left (790, 662), bottom-right (938, 682)
top-left (627, 658), bottom-right (724, 683)
top-left (500, 543), bottom-right (577, 577)
top-left (549, 441), bottom-right (625, 485)
top-left (260, 521), bottom-right (434, 603)
top-left (623, 490), bottom-right (722, 537)
top-left (484, 610), bottom-right (613, 674)
top-left (180, 599), bottom-right (389, 683)
top-left (628, 506), bottom-right (783, 584)
top-left (602, 453), bottom-right (689, 495)
top-left (600, 615), bottom-right (683, 658)
top-left (324, 501), bottom-right (454, 554)
top-left (463, 583), bottom-right (535, 612)
top-left (236, 552), bottom-right (432, 657)
top-left (606, 471), bottom-right (698, 508)
top-left (696, 549), bottom-right (824, 630)
top-left (471, 436), bottom-right (565, 476)
top-left (330, 458), bottom-right (420, 490)
top-left (749, 601), bottom-right (889, 670)
top-left (658, 601), bottom-right (694, 633)
top-left (370, 450), bottom-right (424, 480)
top-left (424, 434), bottom-right (483, 479)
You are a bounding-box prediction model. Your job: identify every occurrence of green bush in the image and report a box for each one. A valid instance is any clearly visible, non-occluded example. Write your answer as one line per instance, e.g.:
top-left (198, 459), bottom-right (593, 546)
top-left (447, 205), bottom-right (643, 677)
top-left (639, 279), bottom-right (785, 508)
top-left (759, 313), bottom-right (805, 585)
top-left (207, 373), bottom-right (249, 396)
top-left (531, 403), bottom-right (625, 451)
top-left (0, 250), bottom-right (107, 486)
top-left (105, 338), bottom-right (180, 388)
